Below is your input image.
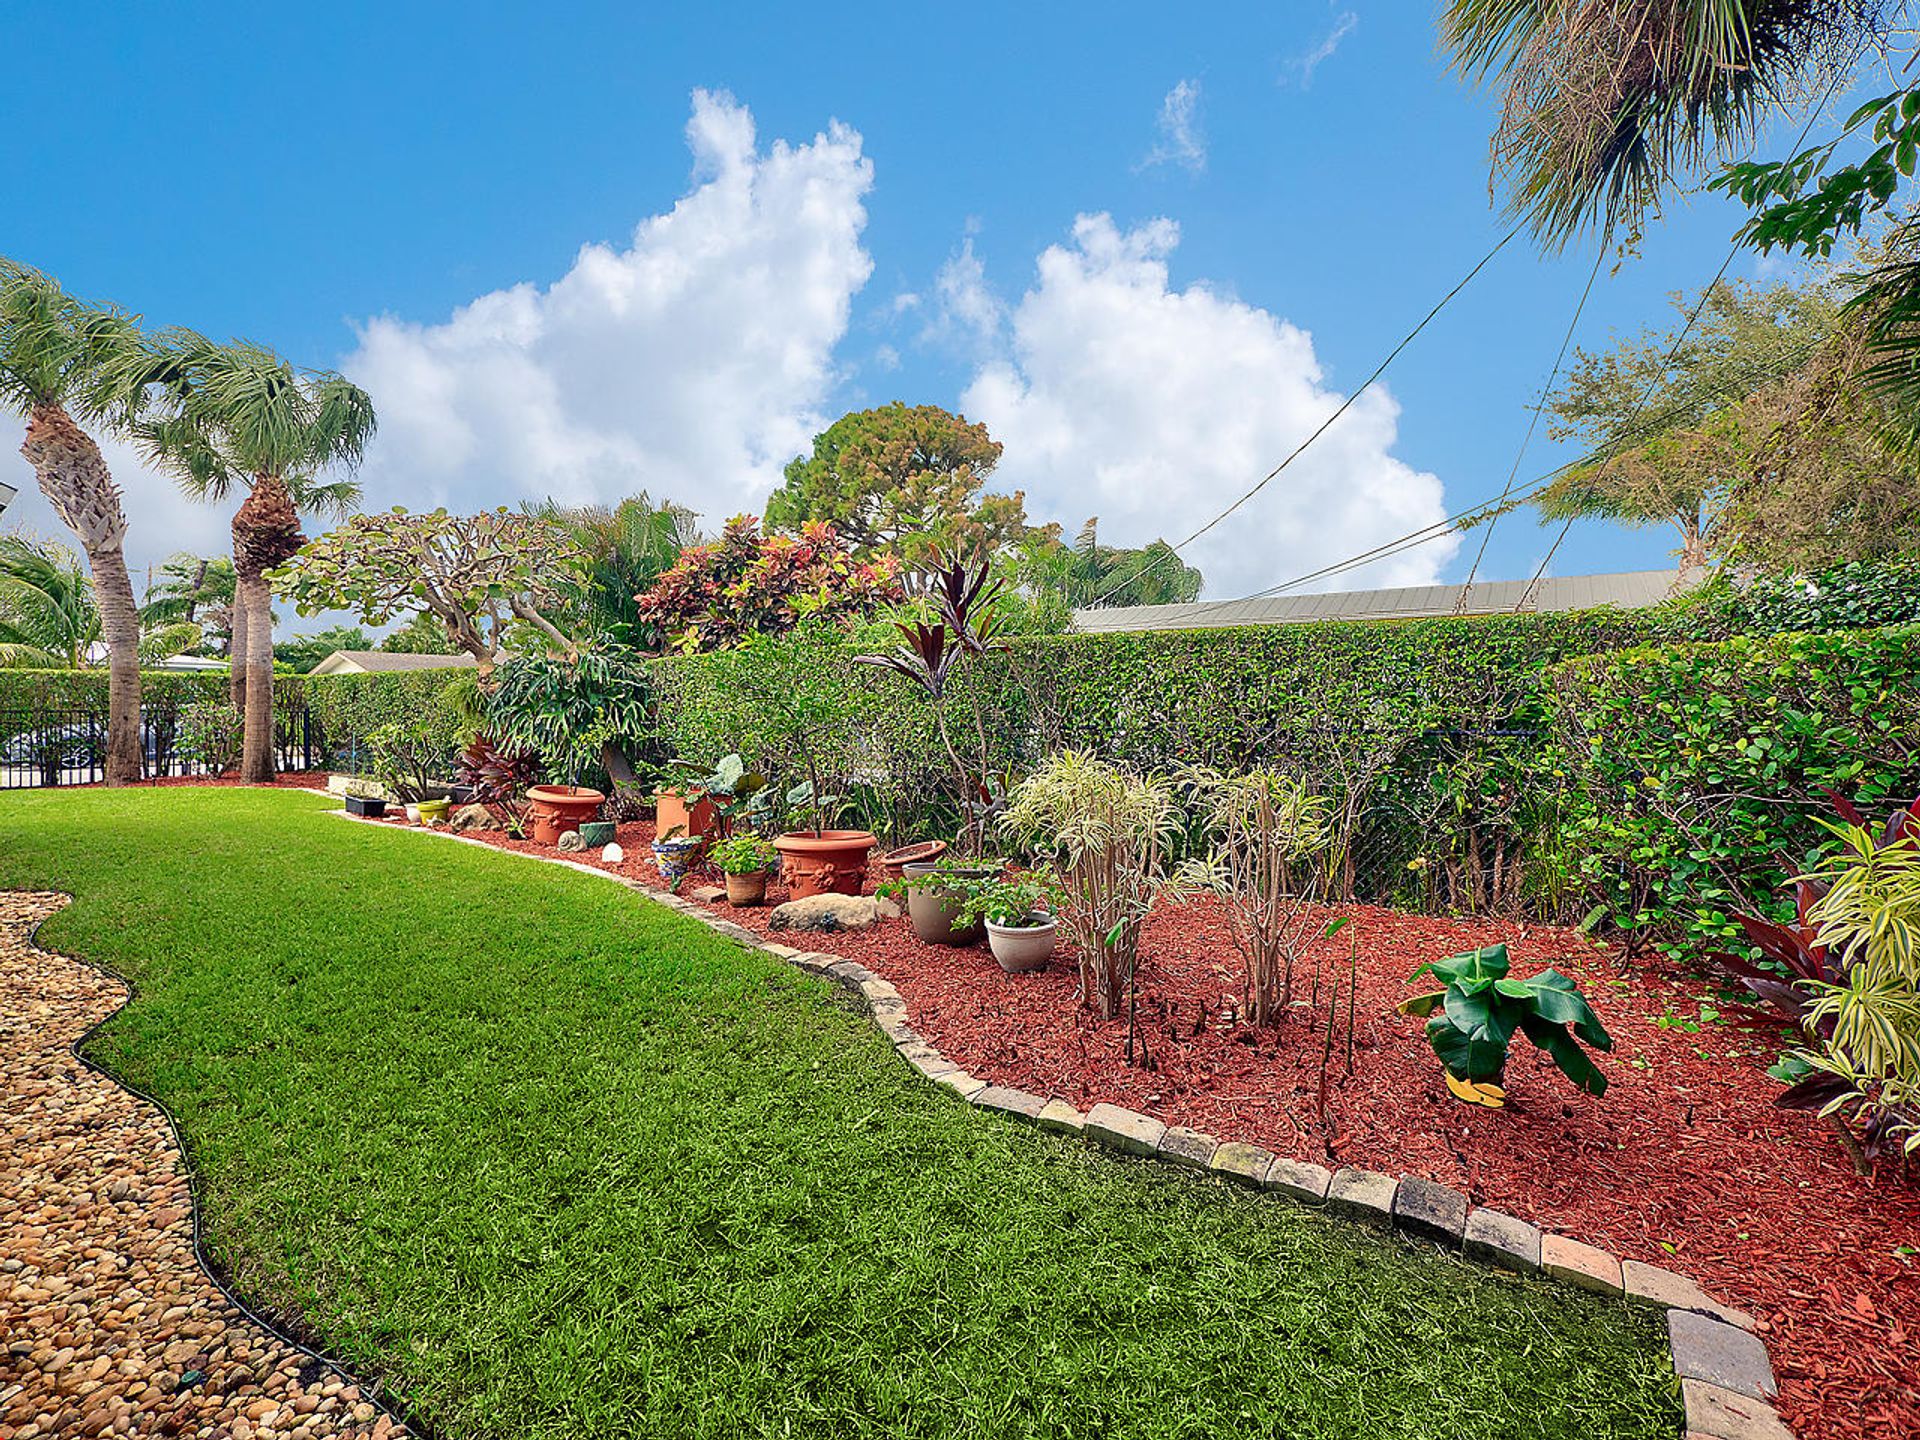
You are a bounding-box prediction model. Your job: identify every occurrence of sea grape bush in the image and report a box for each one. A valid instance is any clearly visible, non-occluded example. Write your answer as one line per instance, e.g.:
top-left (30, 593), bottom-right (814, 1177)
top-left (175, 701), bottom-right (243, 776)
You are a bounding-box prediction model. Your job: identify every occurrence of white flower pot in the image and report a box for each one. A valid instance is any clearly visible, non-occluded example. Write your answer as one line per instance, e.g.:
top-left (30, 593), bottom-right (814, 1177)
top-left (986, 914), bottom-right (1056, 973)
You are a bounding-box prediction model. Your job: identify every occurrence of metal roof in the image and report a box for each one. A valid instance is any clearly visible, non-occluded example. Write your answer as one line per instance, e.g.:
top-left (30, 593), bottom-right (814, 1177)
top-left (1071, 569), bottom-right (1693, 634)
top-left (309, 650), bottom-right (479, 675)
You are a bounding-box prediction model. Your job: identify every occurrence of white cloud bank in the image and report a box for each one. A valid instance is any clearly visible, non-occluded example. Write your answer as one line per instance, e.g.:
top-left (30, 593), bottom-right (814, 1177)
top-left (959, 214), bottom-right (1453, 599)
top-left (343, 89), bottom-right (874, 524)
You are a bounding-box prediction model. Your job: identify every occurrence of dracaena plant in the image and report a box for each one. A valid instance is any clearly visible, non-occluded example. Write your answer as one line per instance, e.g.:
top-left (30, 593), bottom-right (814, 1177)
top-left (1399, 944), bottom-right (1613, 1107)
top-left (855, 547), bottom-right (1008, 856)
top-left (1714, 789), bottom-right (1920, 1172)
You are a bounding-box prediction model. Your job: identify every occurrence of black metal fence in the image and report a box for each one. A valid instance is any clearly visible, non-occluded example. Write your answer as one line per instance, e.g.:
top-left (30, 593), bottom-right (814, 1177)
top-left (0, 703), bottom-right (335, 789)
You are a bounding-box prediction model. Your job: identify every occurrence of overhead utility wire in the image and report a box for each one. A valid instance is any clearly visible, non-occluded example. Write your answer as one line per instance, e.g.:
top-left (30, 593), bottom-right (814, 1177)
top-left (1080, 219), bottom-right (1526, 613)
top-left (1454, 240), bottom-right (1606, 612)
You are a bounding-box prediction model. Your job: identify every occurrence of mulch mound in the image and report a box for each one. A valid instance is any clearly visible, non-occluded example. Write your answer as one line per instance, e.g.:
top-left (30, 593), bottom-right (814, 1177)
top-left (383, 810), bottom-right (1920, 1438)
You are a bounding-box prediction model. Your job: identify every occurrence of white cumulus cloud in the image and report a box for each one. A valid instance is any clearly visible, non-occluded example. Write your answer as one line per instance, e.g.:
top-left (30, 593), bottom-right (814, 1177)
top-left (959, 213), bottom-right (1453, 600)
top-left (343, 89), bottom-right (874, 525)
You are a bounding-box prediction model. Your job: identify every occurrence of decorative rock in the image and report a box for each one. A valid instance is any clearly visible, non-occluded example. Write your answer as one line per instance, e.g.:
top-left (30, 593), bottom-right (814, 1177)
top-left (555, 831), bottom-right (587, 853)
top-left (1156, 1126), bottom-right (1219, 1170)
top-left (447, 803), bottom-right (501, 833)
top-left (768, 894), bottom-right (885, 932)
top-left (1036, 1099), bottom-right (1084, 1134)
top-left (1541, 1234), bottom-right (1624, 1295)
top-left (1083, 1103), bottom-right (1166, 1157)
top-left (601, 843), bottom-right (624, 864)
top-left (1263, 1157), bottom-right (1333, 1202)
top-left (1668, 1311), bottom-right (1777, 1401)
top-left (1680, 1379), bottom-right (1794, 1440)
top-left (1392, 1176), bottom-right (1469, 1247)
top-left (1462, 1208), bottom-right (1541, 1273)
top-left (1622, 1260), bottom-right (1755, 1330)
top-left (1208, 1141), bottom-right (1276, 1188)
top-left (1325, 1167), bottom-right (1397, 1226)
top-left (973, 1087), bottom-right (1046, 1121)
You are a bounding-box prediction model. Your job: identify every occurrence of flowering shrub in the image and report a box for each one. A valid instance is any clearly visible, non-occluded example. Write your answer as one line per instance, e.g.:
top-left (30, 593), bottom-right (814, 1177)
top-left (634, 516), bottom-right (902, 653)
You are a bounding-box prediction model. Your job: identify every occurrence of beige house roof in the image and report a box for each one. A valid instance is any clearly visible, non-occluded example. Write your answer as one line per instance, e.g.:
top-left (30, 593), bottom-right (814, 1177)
top-left (1071, 569), bottom-right (1695, 634)
top-left (308, 650), bottom-right (479, 676)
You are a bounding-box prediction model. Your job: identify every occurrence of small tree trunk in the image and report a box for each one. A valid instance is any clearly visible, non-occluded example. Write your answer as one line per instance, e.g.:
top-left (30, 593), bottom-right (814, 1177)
top-left (88, 544), bottom-right (145, 785)
top-left (237, 571), bottom-right (276, 783)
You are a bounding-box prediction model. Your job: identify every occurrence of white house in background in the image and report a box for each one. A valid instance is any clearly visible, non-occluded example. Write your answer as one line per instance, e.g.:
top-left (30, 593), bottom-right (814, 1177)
top-left (1070, 568), bottom-right (1700, 634)
top-left (151, 654), bottom-right (229, 672)
top-left (307, 650), bottom-right (479, 677)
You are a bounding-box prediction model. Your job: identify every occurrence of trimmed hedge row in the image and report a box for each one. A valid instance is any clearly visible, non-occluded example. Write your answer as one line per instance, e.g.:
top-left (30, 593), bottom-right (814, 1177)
top-left (1540, 623), bottom-right (1920, 957)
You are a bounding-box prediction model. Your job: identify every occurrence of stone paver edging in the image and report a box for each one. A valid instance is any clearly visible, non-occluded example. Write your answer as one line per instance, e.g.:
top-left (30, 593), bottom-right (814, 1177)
top-left (330, 809), bottom-right (1794, 1438)
top-left (0, 889), bottom-right (412, 1440)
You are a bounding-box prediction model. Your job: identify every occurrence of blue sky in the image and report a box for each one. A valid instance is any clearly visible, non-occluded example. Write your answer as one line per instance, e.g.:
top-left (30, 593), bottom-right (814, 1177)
top-left (1, 2), bottom-right (1831, 615)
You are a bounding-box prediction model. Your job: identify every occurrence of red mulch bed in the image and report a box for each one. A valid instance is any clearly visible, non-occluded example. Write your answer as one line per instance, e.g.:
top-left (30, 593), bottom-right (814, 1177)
top-left (367, 810), bottom-right (1920, 1438)
top-left (130, 772), bottom-right (335, 790)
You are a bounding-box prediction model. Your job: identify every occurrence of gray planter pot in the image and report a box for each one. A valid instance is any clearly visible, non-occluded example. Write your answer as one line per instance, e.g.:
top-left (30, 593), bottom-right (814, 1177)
top-left (902, 861), bottom-right (994, 946)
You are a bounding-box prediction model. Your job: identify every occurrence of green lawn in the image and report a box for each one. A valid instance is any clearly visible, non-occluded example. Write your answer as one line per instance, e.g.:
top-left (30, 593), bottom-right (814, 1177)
top-left (0, 788), bottom-right (1681, 1439)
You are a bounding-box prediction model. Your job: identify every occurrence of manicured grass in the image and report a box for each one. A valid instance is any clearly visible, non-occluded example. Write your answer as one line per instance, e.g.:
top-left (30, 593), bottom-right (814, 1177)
top-left (0, 788), bottom-right (1681, 1439)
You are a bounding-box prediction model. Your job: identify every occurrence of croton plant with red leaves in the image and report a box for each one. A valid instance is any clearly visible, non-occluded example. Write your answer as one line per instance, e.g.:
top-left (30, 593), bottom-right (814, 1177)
top-left (634, 515), bottom-right (903, 653)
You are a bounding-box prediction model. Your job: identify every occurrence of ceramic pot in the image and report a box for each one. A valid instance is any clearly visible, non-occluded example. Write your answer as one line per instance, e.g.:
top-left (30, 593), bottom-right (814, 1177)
top-left (654, 787), bottom-right (716, 844)
top-left (527, 784), bottom-right (606, 846)
top-left (417, 798), bottom-right (451, 825)
top-left (880, 839), bottom-right (949, 881)
top-left (404, 803), bottom-right (421, 825)
top-left (772, 830), bottom-right (877, 900)
top-left (986, 913), bottom-right (1057, 972)
top-left (724, 870), bottom-right (769, 906)
top-left (652, 836), bottom-right (703, 884)
top-left (902, 861), bottom-right (995, 946)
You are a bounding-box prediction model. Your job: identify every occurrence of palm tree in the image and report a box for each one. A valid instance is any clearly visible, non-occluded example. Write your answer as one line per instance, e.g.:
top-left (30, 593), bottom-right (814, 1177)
top-left (0, 260), bottom-right (171, 783)
top-left (524, 493), bottom-right (699, 647)
top-left (0, 532), bottom-right (201, 668)
top-left (140, 552), bottom-right (236, 656)
top-left (141, 336), bottom-right (372, 782)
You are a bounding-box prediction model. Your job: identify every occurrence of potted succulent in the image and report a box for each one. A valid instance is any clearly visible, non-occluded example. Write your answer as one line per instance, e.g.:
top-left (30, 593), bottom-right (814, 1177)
top-left (1398, 944), bottom-right (1614, 1107)
top-left (893, 856), bottom-right (1000, 946)
top-left (957, 870), bottom-right (1064, 973)
top-left (709, 832), bottom-right (778, 906)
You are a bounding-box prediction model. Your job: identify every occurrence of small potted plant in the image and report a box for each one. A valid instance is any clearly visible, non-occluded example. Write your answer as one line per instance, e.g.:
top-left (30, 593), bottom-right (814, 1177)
top-left (709, 832), bottom-right (778, 906)
top-left (651, 826), bottom-right (704, 885)
top-left (959, 870), bottom-right (1063, 973)
top-left (891, 856), bottom-right (1000, 946)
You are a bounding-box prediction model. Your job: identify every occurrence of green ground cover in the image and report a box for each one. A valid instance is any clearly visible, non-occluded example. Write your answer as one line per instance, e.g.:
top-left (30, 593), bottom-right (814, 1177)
top-left (0, 788), bottom-right (1681, 1439)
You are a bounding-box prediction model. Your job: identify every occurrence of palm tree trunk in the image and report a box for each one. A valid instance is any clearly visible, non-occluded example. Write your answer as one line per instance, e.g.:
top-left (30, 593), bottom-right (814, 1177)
top-left (231, 474), bottom-right (305, 785)
top-left (227, 552), bottom-right (248, 711)
top-left (236, 570), bottom-right (276, 782)
top-left (19, 402), bottom-right (143, 786)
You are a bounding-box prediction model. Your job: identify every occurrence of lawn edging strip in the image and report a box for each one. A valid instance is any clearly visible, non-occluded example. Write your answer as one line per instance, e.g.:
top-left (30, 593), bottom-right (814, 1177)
top-left (3, 889), bottom-right (416, 1440)
top-left (329, 808), bottom-right (1783, 1439)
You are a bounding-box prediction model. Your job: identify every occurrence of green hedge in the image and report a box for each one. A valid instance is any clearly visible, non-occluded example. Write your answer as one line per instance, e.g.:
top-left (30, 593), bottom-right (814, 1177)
top-left (652, 611), bottom-right (1662, 911)
top-left (1541, 624), bottom-right (1920, 957)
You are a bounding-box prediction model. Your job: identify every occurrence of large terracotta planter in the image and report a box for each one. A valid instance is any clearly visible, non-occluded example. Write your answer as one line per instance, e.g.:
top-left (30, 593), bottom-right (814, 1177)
top-left (654, 787), bottom-right (715, 844)
top-left (526, 784), bottom-right (605, 846)
top-left (902, 861), bottom-right (995, 946)
top-left (773, 830), bottom-right (876, 899)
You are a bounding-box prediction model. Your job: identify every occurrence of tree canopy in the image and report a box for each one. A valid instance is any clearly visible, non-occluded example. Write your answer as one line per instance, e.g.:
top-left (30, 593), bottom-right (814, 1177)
top-left (764, 403), bottom-right (1026, 565)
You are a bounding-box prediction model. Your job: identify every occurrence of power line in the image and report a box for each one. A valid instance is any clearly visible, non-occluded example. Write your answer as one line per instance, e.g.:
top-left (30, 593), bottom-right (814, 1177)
top-left (1080, 220), bottom-right (1525, 612)
top-left (1455, 241), bottom-right (1606, 612)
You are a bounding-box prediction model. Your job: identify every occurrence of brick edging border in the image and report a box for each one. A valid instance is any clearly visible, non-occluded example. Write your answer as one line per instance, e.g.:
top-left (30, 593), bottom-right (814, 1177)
top-left (326, 805), bottom-right (1794, 1440)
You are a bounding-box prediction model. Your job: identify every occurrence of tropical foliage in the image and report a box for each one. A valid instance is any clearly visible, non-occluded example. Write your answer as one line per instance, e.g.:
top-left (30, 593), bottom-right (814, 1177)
top-left (0, 533), bottom-right (200, 667)
top-left (634, 515), bottom-right (902, 654)
top-left (524, 493), bottom-right (699, 650)
top-left (1400, 944), bottom-right (1613, 1103)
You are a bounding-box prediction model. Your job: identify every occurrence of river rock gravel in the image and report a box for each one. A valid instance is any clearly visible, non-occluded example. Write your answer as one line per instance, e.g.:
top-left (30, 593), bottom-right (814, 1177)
top-left (0, 891), bottom-right (404, 1440)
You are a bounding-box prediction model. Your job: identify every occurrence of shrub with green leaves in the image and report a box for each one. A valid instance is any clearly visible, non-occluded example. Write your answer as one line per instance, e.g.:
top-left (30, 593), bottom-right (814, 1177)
top-left (1399, 944), bottom-right (1613, 1102)
top-left (1542, 624), bottom-right (1920, 958)
top-left (175, 701), bottom-right (243, 775)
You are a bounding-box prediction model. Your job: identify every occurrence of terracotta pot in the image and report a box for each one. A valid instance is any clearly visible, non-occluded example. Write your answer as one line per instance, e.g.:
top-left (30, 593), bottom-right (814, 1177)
top-left (526, 784), bottom-right (606, 846)
top-left (773, 830), bottom-right (877, 899)
top-left (986, 914), bottom-right (1056, 972)
top-left (654, 787), bottom-right (716, 844)
top-left (880, 839), bottom-right (949, 881)
top-left (902, 861), bottom-right (995, 946)
top-left (724, 870), bottom-right (769, 906)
